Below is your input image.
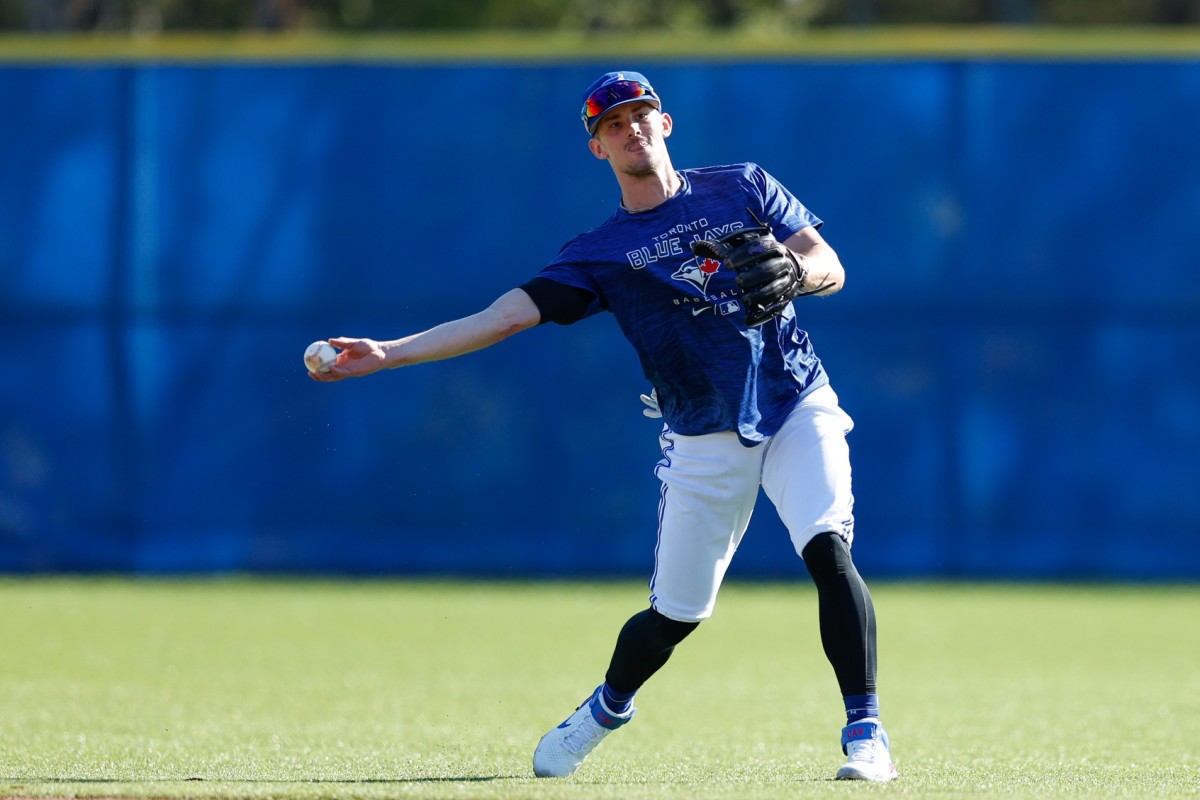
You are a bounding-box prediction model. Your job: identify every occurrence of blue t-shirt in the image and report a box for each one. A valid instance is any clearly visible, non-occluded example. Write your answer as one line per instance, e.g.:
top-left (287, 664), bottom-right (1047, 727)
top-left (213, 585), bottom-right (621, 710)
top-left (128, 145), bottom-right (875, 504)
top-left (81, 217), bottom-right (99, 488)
top-left (535, 162), bottom-right (829, 445)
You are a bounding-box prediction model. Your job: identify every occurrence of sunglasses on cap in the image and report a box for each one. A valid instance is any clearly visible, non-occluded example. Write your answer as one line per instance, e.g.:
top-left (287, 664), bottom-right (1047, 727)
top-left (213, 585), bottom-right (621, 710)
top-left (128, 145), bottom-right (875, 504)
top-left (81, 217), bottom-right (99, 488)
top-left (581, 79), bottom-right (660, 134)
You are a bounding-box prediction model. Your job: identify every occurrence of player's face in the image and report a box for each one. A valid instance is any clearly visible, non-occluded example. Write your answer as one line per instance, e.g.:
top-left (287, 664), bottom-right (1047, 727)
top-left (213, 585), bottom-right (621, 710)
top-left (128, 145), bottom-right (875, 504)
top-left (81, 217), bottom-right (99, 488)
top-left (588, 102), bottom-right (673, 177)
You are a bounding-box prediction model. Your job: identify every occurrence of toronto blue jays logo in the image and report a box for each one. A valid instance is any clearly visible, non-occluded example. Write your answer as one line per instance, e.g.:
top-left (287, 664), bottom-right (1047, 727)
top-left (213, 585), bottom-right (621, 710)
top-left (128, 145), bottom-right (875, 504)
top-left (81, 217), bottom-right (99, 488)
top-left (671, 256), bottom-right (744, 317)
top-left (671, 255), bottom-right (722, 293)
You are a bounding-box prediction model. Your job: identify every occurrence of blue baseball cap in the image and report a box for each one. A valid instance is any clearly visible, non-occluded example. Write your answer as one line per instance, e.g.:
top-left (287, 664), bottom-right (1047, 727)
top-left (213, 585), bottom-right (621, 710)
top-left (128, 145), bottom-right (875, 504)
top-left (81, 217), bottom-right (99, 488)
top-left (580, 71), bottom-right (661, 135)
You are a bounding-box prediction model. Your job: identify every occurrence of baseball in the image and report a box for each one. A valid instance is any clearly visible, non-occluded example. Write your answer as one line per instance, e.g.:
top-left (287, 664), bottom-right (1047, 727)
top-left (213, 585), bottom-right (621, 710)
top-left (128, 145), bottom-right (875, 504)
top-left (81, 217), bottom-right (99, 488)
top-left (303, 340), bottom-right (338, 374)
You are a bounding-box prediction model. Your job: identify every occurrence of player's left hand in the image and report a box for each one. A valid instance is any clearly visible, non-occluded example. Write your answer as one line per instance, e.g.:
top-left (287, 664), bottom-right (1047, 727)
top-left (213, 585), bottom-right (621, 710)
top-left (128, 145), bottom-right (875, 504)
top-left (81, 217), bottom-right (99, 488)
top-left (690, 227), bottom-right (806, 327)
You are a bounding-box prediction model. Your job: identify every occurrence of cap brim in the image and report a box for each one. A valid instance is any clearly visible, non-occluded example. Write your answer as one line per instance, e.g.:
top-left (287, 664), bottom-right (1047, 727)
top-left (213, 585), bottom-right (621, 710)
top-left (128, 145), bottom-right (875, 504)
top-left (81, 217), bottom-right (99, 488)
top-left (587, 97), bottom-right (662, 134)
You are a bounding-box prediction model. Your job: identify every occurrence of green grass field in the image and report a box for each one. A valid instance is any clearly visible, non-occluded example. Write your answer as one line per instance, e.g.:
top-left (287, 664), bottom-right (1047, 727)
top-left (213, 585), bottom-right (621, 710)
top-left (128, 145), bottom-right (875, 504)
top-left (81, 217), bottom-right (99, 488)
top-left (1, 578), bottom-right (1197, 799)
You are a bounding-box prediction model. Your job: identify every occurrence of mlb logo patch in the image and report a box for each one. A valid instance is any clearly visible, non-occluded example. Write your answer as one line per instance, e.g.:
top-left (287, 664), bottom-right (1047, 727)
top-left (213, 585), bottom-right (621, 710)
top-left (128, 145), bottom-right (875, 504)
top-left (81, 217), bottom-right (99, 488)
top-left (718, 300), bottom-right (741, 316)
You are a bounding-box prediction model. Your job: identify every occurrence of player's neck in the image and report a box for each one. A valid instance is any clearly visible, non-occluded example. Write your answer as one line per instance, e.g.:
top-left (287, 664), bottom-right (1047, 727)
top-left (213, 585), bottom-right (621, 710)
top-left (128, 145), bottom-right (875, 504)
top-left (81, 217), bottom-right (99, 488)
top-left (619, 169), bottom-right (682, 214)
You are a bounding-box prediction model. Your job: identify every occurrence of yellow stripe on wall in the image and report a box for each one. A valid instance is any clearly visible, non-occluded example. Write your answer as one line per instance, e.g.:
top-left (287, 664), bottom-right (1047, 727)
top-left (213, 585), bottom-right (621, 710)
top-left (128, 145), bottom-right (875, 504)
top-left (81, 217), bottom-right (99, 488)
top-left (1, 27), bottom-right (1199, 64)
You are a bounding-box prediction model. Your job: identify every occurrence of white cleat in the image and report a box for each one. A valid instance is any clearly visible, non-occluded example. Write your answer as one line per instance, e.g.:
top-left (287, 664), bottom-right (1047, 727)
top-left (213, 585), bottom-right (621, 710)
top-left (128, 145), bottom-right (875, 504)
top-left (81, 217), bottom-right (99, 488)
top-left (533, 687), bottom-right (635, 778)
top-left (835, 718), bottom-right (898, 782)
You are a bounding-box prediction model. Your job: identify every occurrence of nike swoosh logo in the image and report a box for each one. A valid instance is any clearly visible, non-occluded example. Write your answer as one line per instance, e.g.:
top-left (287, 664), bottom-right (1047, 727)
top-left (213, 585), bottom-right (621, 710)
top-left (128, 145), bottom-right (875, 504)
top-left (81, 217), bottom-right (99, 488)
top-left (556, 721), bottom-right (572, 729)
top-left (691, 306), bottom-right (712, 316)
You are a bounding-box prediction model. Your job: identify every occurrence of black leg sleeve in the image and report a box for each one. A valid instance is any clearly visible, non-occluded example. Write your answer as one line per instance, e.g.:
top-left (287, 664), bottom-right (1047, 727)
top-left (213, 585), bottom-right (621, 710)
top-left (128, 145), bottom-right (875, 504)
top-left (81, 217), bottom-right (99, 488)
top-left (604, 608), bottom-right (700, 693)
top-left (801, 531), bottom-right (878, 696)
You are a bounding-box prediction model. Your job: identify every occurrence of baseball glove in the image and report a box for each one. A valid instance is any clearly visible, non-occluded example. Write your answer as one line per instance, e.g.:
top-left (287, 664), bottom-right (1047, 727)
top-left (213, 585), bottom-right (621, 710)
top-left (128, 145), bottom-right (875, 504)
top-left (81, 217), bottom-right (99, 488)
top-left (689, 226), bottom-right (807, 327)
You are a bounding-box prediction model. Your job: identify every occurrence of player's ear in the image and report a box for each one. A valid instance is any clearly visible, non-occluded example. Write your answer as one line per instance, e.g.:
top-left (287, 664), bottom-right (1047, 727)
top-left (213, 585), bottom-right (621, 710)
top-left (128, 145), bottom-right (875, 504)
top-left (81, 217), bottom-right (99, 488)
top-left (661, 111), bottom-right (673, 138)
top-left (588, 137), bottom-right (608, 160)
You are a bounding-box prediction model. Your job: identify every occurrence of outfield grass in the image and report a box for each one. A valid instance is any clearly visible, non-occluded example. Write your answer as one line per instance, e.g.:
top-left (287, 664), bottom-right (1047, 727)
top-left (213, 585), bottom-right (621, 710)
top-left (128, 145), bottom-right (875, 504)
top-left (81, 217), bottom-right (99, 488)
top-left (0, 578), bottom-right (1196, 799)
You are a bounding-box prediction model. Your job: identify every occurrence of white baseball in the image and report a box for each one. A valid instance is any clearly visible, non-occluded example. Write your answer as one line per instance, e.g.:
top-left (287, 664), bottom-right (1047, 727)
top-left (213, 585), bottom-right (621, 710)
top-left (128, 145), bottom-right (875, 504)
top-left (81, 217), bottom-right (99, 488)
top-left (304, 340), bottom-right (338, 374)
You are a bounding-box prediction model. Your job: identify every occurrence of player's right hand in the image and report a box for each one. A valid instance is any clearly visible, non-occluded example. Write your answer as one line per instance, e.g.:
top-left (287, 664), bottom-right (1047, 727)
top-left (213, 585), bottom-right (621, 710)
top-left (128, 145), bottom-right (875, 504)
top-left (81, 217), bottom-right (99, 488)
top-left (307, 337), bottom-right (387, 382)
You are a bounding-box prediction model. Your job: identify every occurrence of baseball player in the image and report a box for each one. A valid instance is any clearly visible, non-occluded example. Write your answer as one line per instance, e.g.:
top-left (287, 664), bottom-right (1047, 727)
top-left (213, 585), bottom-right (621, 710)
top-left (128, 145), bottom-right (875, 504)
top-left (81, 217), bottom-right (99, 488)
top-left (309, 70), bottom-right (897, 782)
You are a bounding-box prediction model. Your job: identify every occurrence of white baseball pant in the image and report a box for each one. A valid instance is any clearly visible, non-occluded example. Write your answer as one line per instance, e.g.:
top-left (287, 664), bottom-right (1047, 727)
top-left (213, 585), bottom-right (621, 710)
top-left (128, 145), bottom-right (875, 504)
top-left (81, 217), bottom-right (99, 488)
top-left (648, 384), bottom-right (856, 622)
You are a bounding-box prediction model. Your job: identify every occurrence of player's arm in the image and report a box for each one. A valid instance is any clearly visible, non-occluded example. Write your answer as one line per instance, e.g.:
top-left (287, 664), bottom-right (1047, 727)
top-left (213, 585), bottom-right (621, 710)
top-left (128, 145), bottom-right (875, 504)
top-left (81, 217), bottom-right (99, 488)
top-left (783, 226), bottom-right (845, 296)
top-left (310, 288), bottom-right (541, 382)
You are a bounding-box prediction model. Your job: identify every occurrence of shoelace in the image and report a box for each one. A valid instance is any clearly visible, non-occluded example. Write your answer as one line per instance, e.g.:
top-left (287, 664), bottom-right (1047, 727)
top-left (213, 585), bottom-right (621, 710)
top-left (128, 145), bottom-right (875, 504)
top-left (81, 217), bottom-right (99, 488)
top-left (847, 738), bottom-right (886, 763)
top-left (562, 715), bottom-right (605, 754)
